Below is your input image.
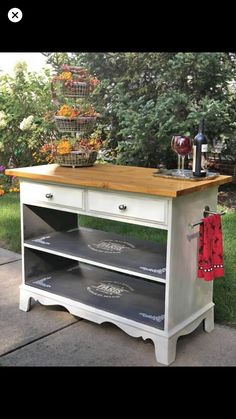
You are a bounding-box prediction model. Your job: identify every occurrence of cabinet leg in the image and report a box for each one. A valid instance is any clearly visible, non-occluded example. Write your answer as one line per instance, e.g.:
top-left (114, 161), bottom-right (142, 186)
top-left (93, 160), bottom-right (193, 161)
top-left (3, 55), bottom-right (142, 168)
top-left (203, 307), bottom-right (214, 333)
top-left (153, 335), bottom-right (178, 366)
top-left (19, 291), bottom-right (31, 312)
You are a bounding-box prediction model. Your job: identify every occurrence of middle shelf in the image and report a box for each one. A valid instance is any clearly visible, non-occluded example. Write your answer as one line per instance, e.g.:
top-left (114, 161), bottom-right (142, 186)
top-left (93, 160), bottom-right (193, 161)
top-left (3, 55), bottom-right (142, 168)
top-left (23, 203), bottom-right (167, 282)
top-left (25, 226), bottom-right (167, 282)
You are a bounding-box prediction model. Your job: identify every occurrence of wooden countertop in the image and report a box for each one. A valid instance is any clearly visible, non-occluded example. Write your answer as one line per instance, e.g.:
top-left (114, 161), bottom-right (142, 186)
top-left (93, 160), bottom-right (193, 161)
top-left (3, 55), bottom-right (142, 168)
top-left (5, 164), bottom-right (232, 198)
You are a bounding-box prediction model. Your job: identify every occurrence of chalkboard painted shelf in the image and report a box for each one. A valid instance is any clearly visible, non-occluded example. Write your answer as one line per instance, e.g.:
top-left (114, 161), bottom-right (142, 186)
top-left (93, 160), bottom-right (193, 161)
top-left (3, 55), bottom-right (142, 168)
top-left (24, 226), bottom-right (166, 283)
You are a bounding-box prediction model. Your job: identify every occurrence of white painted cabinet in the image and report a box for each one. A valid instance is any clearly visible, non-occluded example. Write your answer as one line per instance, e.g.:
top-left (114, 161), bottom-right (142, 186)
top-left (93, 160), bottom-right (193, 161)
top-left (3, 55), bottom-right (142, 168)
top-left (7, 162), bottom-right (231, 365)
top-left (18, 179), bottom-right (218, 365)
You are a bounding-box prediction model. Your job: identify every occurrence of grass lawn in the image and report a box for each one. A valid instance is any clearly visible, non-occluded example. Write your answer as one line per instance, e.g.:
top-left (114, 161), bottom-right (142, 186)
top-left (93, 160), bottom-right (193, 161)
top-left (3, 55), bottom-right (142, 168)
top-left (0, 193), bottom-right (21, 253)
top-left (0, 192), bottom-right (235, 325)
top-left (78, 214), bottom-right (167, 243)
top-left (214, 211), bottom-right (236, 326)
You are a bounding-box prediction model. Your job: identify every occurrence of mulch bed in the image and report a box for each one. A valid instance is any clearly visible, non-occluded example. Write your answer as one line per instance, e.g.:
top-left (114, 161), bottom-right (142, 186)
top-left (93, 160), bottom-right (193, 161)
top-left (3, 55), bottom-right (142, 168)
top-left (218, 184), bottom-right (236, 211)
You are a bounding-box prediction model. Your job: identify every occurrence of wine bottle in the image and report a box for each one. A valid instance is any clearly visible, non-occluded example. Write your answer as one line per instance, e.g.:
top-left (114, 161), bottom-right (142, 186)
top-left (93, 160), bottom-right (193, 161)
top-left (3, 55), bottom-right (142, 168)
top-left (192, 118), bottom-right (208, 177)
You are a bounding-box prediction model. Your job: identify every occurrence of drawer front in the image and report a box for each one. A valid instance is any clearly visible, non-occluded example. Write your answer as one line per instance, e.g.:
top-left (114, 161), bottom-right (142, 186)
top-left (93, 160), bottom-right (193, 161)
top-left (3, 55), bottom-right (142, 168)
top-left (87, 191), bottom-right (168, 224)
top-left (20, 182), bottom-right (84, 210)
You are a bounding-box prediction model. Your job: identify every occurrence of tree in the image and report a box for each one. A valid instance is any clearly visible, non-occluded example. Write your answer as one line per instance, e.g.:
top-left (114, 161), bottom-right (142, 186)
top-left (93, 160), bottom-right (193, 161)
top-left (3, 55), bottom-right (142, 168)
top-left (45, 53), bottom-right (236, 167)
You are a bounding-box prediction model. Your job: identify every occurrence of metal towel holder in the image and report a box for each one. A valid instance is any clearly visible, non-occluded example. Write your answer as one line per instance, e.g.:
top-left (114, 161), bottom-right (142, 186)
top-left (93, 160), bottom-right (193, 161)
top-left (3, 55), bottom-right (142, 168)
top-left (189, 205), bottom-right (226, 229)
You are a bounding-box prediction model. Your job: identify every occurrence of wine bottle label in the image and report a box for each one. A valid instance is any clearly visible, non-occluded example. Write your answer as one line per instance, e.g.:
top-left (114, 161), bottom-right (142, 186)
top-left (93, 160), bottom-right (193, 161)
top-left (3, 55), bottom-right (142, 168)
top-left (201, 154), bottom-right (207, 172)
top-left (192, 145), bottom-right (196, 171)
top-left (201, 144), bottom-right (208, 152)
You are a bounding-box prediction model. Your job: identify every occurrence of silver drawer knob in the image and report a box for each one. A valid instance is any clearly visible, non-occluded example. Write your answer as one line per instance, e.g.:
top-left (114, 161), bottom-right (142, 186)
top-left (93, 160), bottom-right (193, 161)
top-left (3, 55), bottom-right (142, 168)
top-left (45, 193), bottom-right (53, 199)
top-left (118, 204), bottom-right (127, 211)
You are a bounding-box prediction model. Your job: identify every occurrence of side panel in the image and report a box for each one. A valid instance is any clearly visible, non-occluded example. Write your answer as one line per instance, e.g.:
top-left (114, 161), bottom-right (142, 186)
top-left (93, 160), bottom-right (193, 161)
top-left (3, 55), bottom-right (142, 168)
top-left (166, 187), bottom-right (218, 331)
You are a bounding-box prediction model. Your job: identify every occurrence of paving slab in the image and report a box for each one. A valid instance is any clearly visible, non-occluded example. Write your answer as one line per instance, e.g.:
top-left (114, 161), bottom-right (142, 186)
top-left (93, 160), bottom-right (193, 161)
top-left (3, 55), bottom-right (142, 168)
top-left (173, 323), bottom-right (236, 366)
top-left (0, 260), bottom-right (78, 356)
top-left (0, 248), bottom-right (21, 266)
top-left (0, 317), bottom-right (235, 366)
top-left (0, 256), bottom-right (235, 366)
top-left (0, 320), bottom-right (158, 366)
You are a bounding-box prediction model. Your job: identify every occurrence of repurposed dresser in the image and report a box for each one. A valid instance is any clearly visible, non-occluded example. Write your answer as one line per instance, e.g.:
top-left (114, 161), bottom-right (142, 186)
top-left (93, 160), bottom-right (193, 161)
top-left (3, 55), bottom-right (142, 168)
top-left (5, 164), bottom-right (231, 365)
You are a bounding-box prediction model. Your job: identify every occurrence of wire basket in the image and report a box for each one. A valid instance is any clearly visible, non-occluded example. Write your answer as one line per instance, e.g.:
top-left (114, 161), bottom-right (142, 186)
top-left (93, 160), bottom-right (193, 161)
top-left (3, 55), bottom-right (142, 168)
top-left (55, 150), bottom-right (98, 168)
top-left (54, 115), bottom-right (97, 133)
top-left (62, 81), bottom-right (90, 98)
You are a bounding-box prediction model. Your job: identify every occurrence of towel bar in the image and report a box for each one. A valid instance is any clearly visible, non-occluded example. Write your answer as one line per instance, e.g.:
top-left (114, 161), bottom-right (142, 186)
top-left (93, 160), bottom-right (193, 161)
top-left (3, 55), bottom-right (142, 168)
top-left (189, 205), bottom-right (226, 229)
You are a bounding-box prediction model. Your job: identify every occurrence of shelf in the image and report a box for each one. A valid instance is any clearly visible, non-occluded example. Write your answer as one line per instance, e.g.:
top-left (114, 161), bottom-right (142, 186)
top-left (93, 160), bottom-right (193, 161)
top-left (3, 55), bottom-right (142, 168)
top-left (24, 226), bottom-right (167, 282)
top-left (25, 250), bottom-right (165, 330)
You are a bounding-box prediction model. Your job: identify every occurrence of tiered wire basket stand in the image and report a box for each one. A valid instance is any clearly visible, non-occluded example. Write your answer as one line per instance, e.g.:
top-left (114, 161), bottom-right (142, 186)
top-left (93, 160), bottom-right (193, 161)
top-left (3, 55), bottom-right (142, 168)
top-left (52, 66), bottom-right (98, 168)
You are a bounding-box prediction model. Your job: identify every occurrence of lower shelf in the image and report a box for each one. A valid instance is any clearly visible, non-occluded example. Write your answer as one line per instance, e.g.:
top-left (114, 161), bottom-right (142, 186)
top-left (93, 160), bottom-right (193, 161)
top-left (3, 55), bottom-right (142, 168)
top-left (25, 248), bottom-right (165, 330)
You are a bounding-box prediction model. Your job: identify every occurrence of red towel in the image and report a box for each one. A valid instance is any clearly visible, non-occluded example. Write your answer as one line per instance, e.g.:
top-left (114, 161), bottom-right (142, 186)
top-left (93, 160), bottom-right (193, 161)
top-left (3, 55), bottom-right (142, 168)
top-left (198, 214), bottom-right (224, 281)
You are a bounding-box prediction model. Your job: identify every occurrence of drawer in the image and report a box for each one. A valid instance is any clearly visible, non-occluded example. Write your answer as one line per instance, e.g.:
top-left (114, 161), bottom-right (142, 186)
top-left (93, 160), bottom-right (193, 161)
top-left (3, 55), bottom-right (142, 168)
top-left (87, 190), bottom-right (168, 225)
top-left (20, 182), bottom-right (84, 210)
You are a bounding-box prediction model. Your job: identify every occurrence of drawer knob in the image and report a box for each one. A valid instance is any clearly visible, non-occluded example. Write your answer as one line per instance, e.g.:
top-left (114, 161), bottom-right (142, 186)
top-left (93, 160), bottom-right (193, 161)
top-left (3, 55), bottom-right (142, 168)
top-left (118, 204), bottom-right (127, 211)
top-left (45, 193), bottom-right (53, 199)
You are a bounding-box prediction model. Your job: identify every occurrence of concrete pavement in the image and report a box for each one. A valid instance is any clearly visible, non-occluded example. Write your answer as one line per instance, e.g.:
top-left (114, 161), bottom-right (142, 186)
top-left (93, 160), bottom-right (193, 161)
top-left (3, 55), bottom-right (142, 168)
top-left (0, 248), bottom-right (236, 366)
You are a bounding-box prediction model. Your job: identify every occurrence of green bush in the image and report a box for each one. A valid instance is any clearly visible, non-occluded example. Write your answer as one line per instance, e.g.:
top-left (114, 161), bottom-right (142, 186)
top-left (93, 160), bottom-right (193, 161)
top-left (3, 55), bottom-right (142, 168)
top-left (0, 61), bottom-right (58, 168)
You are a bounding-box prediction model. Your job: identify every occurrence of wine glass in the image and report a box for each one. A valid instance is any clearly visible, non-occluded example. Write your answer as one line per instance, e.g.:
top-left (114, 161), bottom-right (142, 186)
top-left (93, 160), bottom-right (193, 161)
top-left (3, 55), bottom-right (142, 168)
top-left (171, 136), bottom-right (181, 175)
top-left (171, 135), bottom-right (192, 177)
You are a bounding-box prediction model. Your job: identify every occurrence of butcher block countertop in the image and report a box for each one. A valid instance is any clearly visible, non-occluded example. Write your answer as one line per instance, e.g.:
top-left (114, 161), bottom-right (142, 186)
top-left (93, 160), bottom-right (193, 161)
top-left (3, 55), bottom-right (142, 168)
top-left (5, 163), bottom-right (232, 198)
